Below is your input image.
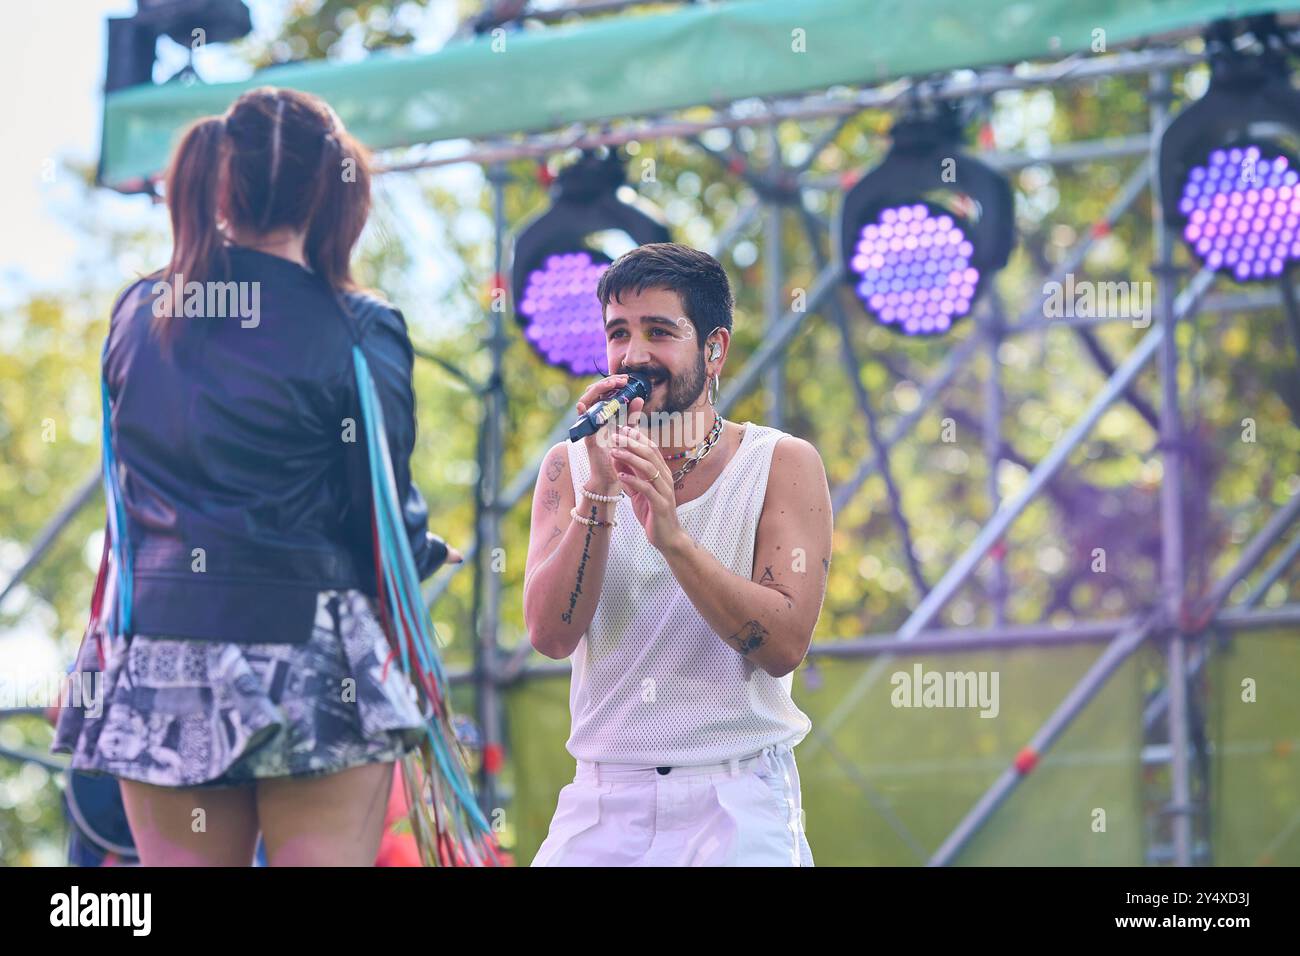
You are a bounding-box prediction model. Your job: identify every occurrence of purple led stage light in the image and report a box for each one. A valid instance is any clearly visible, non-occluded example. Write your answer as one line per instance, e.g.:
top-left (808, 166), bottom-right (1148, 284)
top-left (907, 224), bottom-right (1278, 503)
top-left (848, 202), bottom-right (980, 336)
top-left (517, 250), bottom-right (612, 377)
top-left (1177, 144), bottom-right (1300, 282)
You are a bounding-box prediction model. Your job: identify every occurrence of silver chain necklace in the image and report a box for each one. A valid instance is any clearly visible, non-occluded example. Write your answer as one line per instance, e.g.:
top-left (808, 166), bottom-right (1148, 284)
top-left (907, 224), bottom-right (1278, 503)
top-left (671, 419), bottom-right (725, 488)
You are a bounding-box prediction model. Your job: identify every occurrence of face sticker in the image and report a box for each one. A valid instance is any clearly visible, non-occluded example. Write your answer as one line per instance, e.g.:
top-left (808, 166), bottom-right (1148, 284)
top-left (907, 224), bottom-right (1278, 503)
top-left (669, 316), bottom-right (697, 343)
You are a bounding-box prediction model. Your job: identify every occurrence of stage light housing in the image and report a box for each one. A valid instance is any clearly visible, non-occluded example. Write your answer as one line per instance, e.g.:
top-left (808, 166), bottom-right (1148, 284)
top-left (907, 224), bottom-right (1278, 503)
top-left (1159, 19), bottom-right (1300, 284)
top-left (511, 149), bottom-right (670, 376)
top-left (101, 0), bottom-right (254, 192)
top-left (134, 0), bottom-right (253, 48)
top-left (838, 108), bottom-right (1014, 337)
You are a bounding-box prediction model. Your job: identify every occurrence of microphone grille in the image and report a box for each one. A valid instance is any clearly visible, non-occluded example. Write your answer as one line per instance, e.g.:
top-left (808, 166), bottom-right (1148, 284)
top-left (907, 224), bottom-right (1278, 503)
top-left (626, 371), bottom-right (654, 398)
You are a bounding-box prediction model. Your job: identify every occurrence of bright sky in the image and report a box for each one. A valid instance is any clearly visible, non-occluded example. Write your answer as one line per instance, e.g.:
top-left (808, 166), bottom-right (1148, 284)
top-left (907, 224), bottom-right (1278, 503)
top-left (0, 1), bottom-right (131, 292)
top-left (0, 1), bottom-right (299, 293)
top-left (0, 0), bottom-right (482, 302)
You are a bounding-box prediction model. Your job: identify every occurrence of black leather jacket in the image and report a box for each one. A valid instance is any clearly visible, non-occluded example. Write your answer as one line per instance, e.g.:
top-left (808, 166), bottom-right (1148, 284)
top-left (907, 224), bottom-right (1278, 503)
top-left (104, 245), bottom-right (448, 644)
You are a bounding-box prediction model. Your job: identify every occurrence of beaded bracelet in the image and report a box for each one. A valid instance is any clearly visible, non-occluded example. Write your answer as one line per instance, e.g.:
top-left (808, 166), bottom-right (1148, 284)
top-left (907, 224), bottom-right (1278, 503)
top-left (580, 486), bottom-right (625, 503)
top-left (571, 506), bottom-right (617, 528)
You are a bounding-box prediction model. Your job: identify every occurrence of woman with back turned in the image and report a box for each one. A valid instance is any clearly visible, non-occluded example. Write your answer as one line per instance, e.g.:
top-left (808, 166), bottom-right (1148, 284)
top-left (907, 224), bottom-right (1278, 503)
top-left (51, 86), bottom-right (462, 866)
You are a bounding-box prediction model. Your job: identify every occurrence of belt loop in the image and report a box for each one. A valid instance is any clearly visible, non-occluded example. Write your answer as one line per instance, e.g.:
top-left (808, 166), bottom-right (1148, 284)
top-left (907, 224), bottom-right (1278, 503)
top-left (592, 761), bottom-right (601, 787)
top-left (727, 756), bottom-right (740, 777)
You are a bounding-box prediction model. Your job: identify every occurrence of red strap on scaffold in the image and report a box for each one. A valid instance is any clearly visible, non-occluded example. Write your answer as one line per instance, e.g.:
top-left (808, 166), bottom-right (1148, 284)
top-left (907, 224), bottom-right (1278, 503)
top-left (1013, 746), bottom-right (1040, 775)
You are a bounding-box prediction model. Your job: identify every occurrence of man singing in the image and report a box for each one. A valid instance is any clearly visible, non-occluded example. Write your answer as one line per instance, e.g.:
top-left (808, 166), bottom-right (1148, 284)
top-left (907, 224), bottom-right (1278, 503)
top-left (523, 242), bottom-right (832, 866)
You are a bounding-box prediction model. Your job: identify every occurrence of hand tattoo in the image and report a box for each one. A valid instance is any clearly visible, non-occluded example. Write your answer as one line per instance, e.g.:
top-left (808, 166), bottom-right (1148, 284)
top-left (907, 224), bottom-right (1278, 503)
top-left (543, 488), bottom-right (560, 512)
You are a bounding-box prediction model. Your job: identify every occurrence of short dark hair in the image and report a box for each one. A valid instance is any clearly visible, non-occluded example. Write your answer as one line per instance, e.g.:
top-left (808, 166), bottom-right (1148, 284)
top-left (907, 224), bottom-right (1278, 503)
top-left (595, 242), bottom-right (734, 346)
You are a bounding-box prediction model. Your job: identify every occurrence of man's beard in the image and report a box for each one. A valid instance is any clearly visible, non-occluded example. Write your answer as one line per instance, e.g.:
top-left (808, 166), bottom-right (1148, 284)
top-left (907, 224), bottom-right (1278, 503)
top-left (627, 349), bottom-right (708, 417)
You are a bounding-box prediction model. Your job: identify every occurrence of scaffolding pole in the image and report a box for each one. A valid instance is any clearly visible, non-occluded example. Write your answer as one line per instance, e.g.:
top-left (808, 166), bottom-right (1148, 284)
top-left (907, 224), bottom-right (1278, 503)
top-left (470, 161), bottom-right (511, 816)
top-left (1150, 69), bottom-right (1195, 868)
top-left (983, 289), bottom-right (1007, 626)
top-left (492, 602), bottom-right (1300, 686)
top-left (765, 122), bottom-right (786, 430)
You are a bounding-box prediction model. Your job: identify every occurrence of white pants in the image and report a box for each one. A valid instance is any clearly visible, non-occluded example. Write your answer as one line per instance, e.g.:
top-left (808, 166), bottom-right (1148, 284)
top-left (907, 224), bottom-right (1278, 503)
top-left (530, 743), bottom-right (813, 866)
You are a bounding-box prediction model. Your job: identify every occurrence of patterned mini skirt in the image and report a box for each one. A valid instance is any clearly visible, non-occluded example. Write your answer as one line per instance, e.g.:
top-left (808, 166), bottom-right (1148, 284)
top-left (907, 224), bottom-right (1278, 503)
top-left (51, 589), bottom-right (428, 789)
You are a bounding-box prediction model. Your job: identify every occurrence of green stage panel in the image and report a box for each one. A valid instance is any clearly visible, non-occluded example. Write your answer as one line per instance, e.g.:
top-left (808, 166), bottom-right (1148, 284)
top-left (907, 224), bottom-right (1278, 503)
top-left (794, 647), bottom-right (1143, 865)
top-left (101, 0), bottom-right (1300, 187)
top-left (501, 672), bottom-right (575, 864)
top-left (1208, 628), bottom-right (1300, 866)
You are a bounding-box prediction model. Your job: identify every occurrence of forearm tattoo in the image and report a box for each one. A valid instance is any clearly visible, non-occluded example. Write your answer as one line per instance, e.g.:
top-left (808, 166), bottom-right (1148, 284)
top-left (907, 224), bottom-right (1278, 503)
top-left (561, 505), bottom-right (598, 624)
top-left (725, 619), bottom-right (769, 656)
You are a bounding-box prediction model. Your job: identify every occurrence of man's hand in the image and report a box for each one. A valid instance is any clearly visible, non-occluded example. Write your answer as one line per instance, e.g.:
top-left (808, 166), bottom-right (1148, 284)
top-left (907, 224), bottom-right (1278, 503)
top-left (609, 423), bottom-right (684, 553)
top-left (577, 375), bottom-right (644, 487)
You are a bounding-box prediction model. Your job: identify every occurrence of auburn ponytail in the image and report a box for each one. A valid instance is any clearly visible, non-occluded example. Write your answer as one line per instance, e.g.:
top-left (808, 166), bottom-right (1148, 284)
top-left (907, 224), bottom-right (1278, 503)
top-left (147, 87), bottom-right (375, 345)
top-left (305, 129), bottom-right (370, 291)
top-left (153, 115), bottom-right (230, 341)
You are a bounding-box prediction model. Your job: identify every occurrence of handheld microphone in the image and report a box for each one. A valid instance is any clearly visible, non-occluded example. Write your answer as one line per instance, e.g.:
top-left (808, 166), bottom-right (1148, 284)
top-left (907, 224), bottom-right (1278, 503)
top-left (568, 372), bottom-right (653, 442)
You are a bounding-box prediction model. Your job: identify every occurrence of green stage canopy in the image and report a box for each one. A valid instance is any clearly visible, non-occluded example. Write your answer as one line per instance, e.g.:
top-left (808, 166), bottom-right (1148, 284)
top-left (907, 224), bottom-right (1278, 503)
top-left (100, 0), bottom-right (1298, 188)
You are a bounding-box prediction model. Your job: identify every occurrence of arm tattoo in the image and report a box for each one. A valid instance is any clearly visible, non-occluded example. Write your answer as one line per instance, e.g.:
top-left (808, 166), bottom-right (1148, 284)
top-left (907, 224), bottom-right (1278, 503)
top-left (561, 506), bottom-right (598, 624)
top-left (725, 620), bottom-right (769, 656)
top-left (547, 526), bottom-right (562, 543)
top-left (546, 456), bottom-right (564, 482)
top-left (759, 565), bottom-right (775, 585)
top-left (543, 488), bottom-right (560, 512)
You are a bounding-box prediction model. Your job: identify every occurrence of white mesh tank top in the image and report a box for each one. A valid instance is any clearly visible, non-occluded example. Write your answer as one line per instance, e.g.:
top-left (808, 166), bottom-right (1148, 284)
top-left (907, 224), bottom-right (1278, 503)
top-left (563, 420), bottom-right (812, 765)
